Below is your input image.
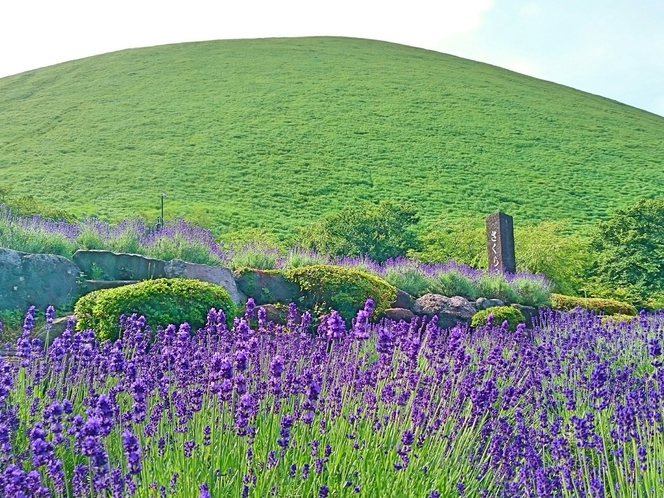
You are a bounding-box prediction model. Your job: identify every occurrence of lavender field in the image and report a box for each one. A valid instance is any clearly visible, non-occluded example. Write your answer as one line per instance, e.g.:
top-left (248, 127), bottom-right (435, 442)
top-left (0, 300), bottom-right (662, 497)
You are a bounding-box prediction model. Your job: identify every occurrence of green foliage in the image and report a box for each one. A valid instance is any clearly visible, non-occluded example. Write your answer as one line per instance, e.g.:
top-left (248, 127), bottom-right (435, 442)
top-left (74, 227), bottom-right (107, 250)
top-left (282, 247), bottom-right (330, 269)
top-left (74, 278), bottom-right (236, 342)
top-left (474, 273), bottom-right (519, 304)
top-left (471, 306), bottom-right (526, 331)
top-left (0, 185), bottom-right (12, 203)
top-left (549, 293), bottom-right (637, 316)
top-left (1, 38), bottom-right (662, 239)
top-left (508, 277), bottom-right (552, 308)
top-left (413, 219), bottom-right (593, 297)
top-left (143, 234), bottom-right (222, 266)
top-left (586, 198), bottom-right (664, 309)
top-left (229, 243), bottom-right (281, 270)
top-left (299, 201), bottom-right (421, 263)
top-left (0, 308), bottom-right (28, 343)
top-left (282, 265), bottom-right (397, 323)
top-left (0, 216), bottom-right (76, 257)
top-left (433, 270), bottom-right (479, 301)
top-left (514, 221), bottom-right (594, 296)
top-left (382, 266), bottom-right (432, 298)
top-left (412, 217), bottom-right (487, 268)
top-left (4, 195), bottom-right (77, 222)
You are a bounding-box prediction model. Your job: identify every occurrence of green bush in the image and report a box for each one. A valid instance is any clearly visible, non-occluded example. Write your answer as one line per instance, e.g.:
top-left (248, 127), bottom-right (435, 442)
top-left (475, 273), bottom-right (519, 304)
top-left (298, 201), bottom-right (422, 263)
top-left (143, 234), bottom-right (223, 266)
top-left (433, 269), bottom-right (478, 300)
top-left (587, 198), bottom-right (664, 308)
top-left (382, 266), bottom-right (432, 298)
top-left (229, 243), bottom-right (281, 270)
top-left (282, 265), bottom-right (397, 323)
top-left (74, 278), bottom-right (237, 342)
top-left (412, 218), bottom-right (593, 297)
top-left (283, 248), bottom-right (330, 269)
top-left (508, 277), bottom-right (552, 308)
top-left (513, 221), bottom-right (594, 296)
top-left (471, 306), bottom-right (525, 331)
top-left (411, 217), bottom-right (486, 268)
top-left (549, 293), bottom-right (637, 316)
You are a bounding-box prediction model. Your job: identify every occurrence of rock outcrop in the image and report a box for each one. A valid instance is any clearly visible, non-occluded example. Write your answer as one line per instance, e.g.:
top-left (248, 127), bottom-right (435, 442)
top-left (73, 250), bottom-right (166, 281)
top-left (476, 297), bottom-right (506, 309)
top-left (0, 248), bottom-right (80, 310)
top-left (165, 259), bottom-right (245, 305)
top-left (413, 293), bottom-right (477, 329)
top-left (381, 308), bottom-right (416, 322)
top-left (234, 269), bottom-right (300, 305)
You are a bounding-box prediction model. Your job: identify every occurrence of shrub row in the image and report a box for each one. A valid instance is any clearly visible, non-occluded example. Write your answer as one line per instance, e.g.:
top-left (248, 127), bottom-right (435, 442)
top-left (549, 293), bottom-right (637, 316)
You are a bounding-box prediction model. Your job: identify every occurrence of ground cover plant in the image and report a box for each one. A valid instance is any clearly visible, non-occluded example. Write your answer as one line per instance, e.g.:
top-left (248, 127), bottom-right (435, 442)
top-left (0, 302), bottom-right (663, 497)
top-left (0, 37), bottom-right (663, 239)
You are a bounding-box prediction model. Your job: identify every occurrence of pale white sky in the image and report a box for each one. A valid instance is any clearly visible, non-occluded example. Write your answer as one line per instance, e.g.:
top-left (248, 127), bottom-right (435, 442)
top-left (1, 0), bottom-right (663, 116)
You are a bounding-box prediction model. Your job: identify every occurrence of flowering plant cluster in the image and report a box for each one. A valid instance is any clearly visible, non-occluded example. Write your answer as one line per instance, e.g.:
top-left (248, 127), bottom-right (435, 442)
top-left (1, 300), bottom-right (662, 497)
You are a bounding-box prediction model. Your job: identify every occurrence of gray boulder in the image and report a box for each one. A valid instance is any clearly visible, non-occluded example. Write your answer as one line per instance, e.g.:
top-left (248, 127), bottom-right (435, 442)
top-left (0, 248), bottom-right (80, 311)
top-left (413, 293), bottom-right (477, 329)
top-left (234, 269), bottom-right (299, 305)
top-left (391, 289), bottom-right (414, 310)
top-left (511, 304), bottom-right (539, 328)
top-left (165, 259), bottom-right (245, 306)
top-left (72, 250), bottom-right (166, 281)
top-left (476, 297), bottom-right (505, 310)
top-left (381, 308), bottom-right (416, 322)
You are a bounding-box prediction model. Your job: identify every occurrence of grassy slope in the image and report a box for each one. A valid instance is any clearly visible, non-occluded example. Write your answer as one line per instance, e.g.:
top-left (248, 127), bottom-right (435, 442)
top-left (1, 37), bottom-right (663, 240)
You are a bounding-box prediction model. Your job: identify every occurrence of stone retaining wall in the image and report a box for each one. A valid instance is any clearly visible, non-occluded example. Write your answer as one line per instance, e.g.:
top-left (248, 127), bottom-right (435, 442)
top-left (1, 248), bottom-right (542, 328)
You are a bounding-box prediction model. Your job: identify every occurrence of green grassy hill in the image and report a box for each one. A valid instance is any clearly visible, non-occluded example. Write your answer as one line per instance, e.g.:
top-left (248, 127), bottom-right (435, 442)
top-left (1, 36), bottom-right (663, 240)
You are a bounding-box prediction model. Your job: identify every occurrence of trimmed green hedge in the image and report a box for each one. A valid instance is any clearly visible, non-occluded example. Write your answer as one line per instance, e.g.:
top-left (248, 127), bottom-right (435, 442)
top-left (550, 293), bottom-right (637, 316)
top-left (471, 306), bottom-right (525, 331)
top-left (282, 265), bottom-right (397, 323)
top-left (74, 278), bottom-right (236, 342)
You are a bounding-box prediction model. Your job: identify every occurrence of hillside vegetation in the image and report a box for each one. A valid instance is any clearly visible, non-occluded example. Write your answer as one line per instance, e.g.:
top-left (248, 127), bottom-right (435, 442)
top-left (1, 37), bottom-right (663, 240)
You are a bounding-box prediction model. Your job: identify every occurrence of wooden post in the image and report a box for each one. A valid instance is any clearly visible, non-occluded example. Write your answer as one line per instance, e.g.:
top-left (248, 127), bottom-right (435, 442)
top-left (486, 211), bottom-right (516, 273)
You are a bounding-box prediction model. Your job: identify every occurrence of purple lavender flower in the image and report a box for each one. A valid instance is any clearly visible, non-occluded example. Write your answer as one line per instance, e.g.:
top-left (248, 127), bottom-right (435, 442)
top-left (122, 430), bottom-right (142, 475)
top-left (327, 311), bottom-right (345, 340)
top-left (234, 350), bottom-right (248, 371)
top-left (269, 356), bottom-right (284, 379)
top-left (199, 483), bottom-right (211, 498)
top-left (245, 298), bottom-right (256, 319)
top-left (648, 338), bottom-right (662, 357)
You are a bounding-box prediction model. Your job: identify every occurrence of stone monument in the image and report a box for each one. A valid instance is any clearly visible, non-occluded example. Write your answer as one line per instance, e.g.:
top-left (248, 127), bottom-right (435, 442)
top-left (486, 212), bottom-right (516, 273)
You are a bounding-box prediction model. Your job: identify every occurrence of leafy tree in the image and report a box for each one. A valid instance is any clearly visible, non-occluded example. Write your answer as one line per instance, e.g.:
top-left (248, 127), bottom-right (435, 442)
top-left (585, 198), bottom-right (664, 309)
top-left (298, 201), bottom-right (421, 263)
